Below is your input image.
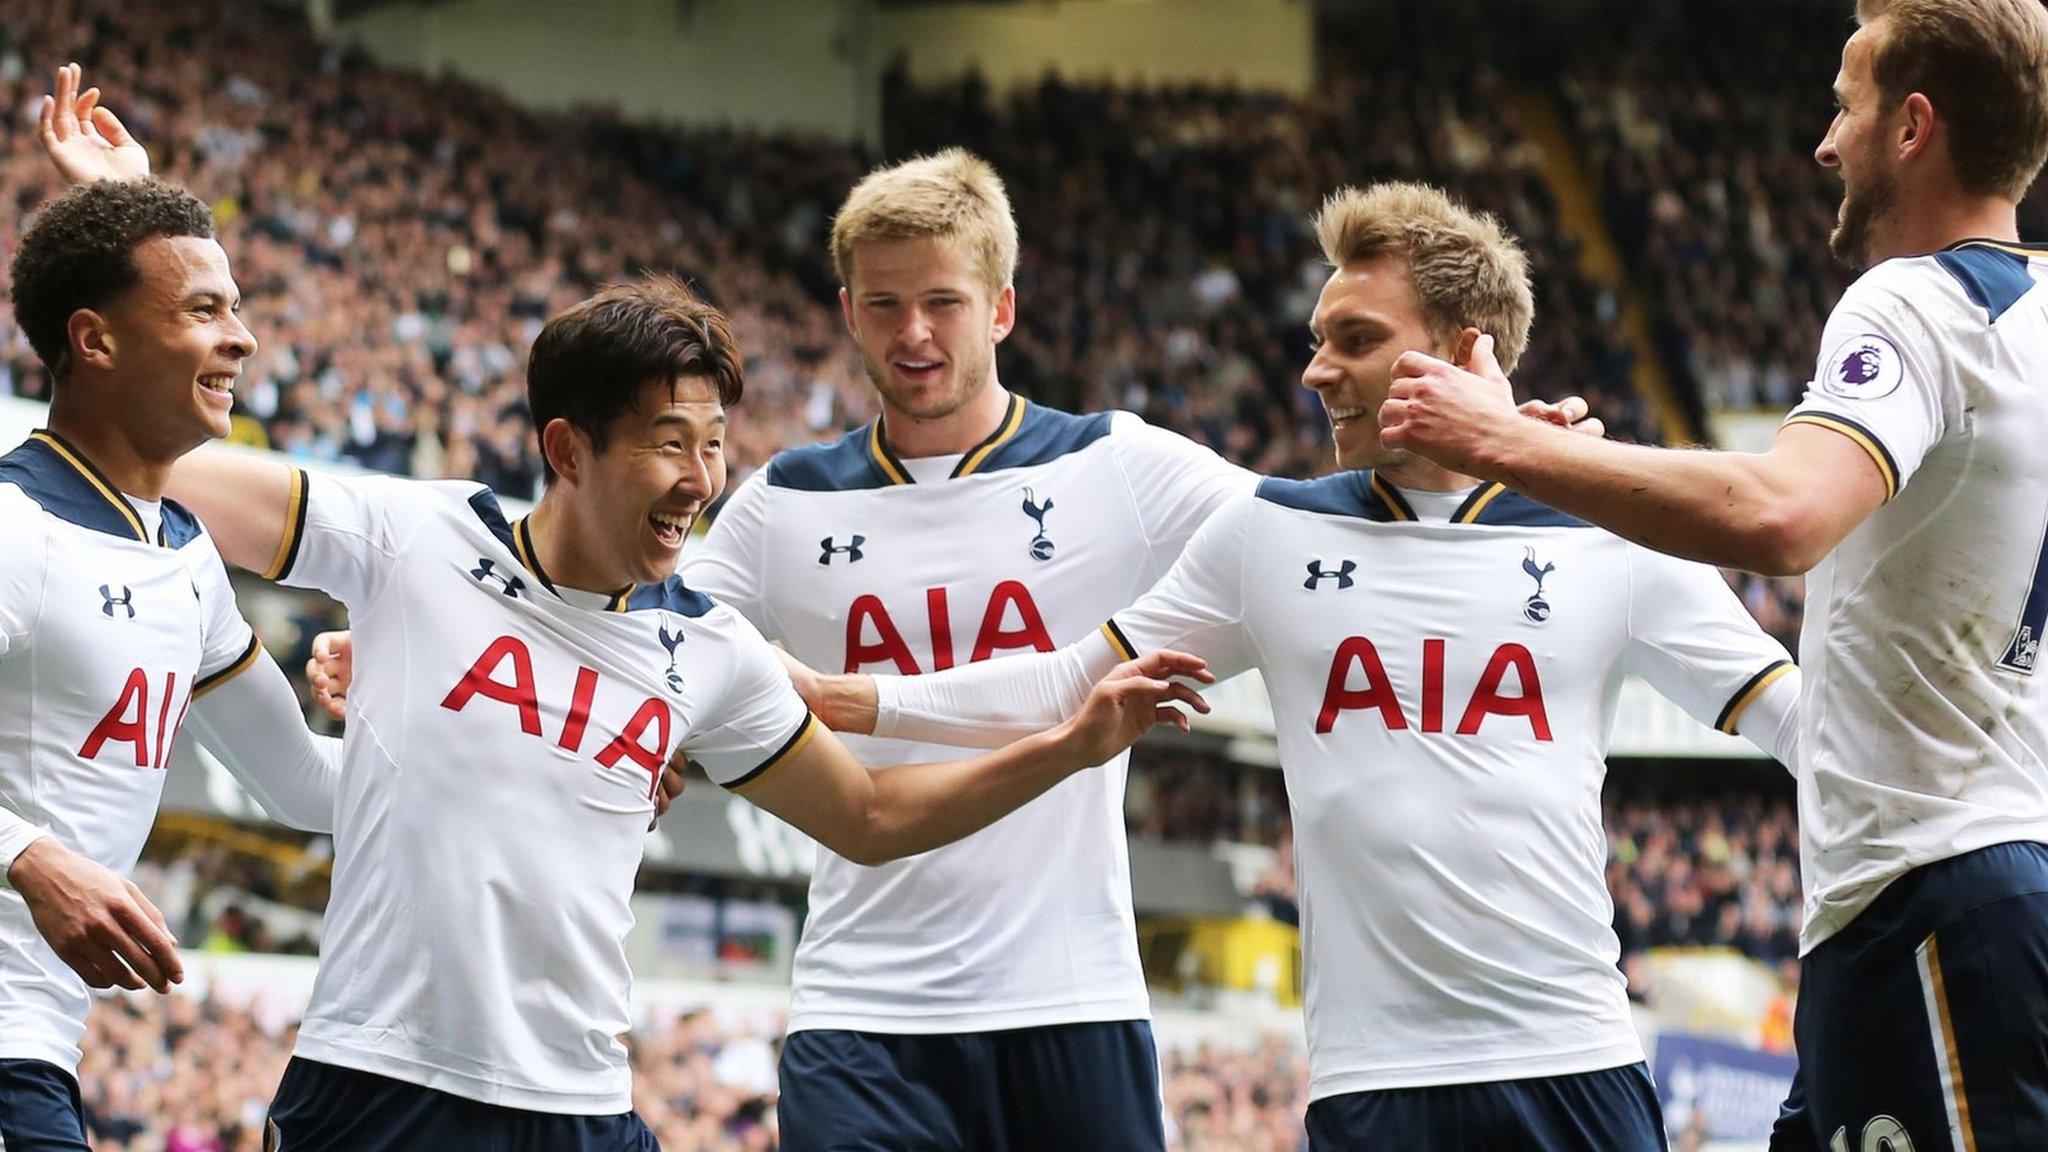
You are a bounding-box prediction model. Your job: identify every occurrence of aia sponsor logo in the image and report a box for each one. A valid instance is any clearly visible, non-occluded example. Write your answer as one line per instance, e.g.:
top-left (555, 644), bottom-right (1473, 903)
top-left (842, 582), bottom-right (1054, 675)
top-left (1317, 636), bottom-right (1551, 741)
top-left (440, 636), bottom-right (670, 798)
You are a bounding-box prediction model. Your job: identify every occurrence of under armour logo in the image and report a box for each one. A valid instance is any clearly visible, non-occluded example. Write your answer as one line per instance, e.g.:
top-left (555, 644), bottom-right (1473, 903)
top-left (658, 622), bottom-right (686, 694)
top-left (470, 558), bottom-right (525, 598)
top-left (820, 536), bottom-right (865, 565)
top-left (1521, 548), bottom-right (1556, 624)
top-left (1304, 560), bottom-right (1356, 590)
top-left (1022, 488), bottom-right (1055, 561)
top-left (99, 584), bottom-right (135, 619)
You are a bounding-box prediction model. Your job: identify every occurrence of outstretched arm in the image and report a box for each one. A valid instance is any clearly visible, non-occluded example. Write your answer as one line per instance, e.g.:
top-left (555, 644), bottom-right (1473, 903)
top-left (737, 655), bottom-right (1199, 865)
top-left (164, 449), bottom-right (301, 577)
top-left (1379, 336), bottom-right (1887, 576)
top-left (186, 650), bottom-right (342, 831)
top-left (807, 641), bottom-right (1208, 750)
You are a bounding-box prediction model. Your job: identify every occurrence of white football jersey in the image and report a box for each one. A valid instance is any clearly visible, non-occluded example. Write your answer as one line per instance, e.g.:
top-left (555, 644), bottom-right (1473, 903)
top-left (1782, 240), bottom-right (2048, 950)
top-left (0, 431), bottom-right (260, 1074)
top-left (683, 398), bottom-right (1254, 1034)
top-left (1092, 475), bottom-right (1794, 1099)
top-left (272, 470), bottom-right (814, 1113)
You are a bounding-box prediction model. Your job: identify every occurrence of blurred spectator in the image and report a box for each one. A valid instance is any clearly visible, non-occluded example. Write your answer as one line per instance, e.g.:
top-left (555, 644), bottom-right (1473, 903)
top-left (1563, 0), bottom-right (2048, 419)
top-left (75, 991), bottom-right (1307, 1152)
top-left (2, 0), bottom-right (1664, 501)
top-left (1607, 795), bottom-right (1802, 967)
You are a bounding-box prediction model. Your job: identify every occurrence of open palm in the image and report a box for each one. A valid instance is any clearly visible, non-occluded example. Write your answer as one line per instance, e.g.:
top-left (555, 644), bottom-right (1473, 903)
top-left (39, 63), bottom-right (149, 184)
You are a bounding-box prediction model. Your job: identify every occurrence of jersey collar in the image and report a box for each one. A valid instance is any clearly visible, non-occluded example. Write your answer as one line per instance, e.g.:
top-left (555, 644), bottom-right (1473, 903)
top-left (866, 393), bottom-right (1027, 485)
top-left (511, 514), bottom-right (632, 612)
top-left (1367, 474), bottom-right (1525, 525)
top-left (1367, 474), bottom-right (1511, 524)
top-left (1366, 472), bottom-right (1418, 521)
top-left (1942, 237), bottom-right (2048, 258)
top-left (1449, 481), bottom-right (1510, 524)
top-left (0, 430), bottom-right (157, 543)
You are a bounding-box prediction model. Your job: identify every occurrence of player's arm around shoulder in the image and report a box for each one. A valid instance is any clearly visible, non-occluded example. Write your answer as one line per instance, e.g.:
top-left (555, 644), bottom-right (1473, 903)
top-left (1744, 423), bottom-right (1892, 574)
top-left (733, 654), bottom-right (1205, 865)
top-left (1389, 330), bottom-right (1891, 576)
top-left (164, 447), bottom-right (303, 576)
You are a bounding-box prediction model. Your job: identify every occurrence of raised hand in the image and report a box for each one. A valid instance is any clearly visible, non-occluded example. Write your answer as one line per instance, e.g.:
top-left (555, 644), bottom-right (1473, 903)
top-left (306, 631), bottom-right (353, 722)
top-left (1380, 329), bottom-right (1525, 475)
top-left (39, 63), bottom-right (150, 185)
top-left (1057, 650), bottom-right (1213, 767)
top-left (7, 838), bottom-right (182, 993)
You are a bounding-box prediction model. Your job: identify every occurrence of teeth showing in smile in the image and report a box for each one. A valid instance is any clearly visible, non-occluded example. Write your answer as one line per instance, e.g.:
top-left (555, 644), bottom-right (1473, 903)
top-left (649, 512), bottom-right (689, 538)
top-left (200, 375), bottom-right (237, 394)
top-left (1326, 406), bottom-right (1368, 422)
top-left (897, 360), bottom-right (940, 371)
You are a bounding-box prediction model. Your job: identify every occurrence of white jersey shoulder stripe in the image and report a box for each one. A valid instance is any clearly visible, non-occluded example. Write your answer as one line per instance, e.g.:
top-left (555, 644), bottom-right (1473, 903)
top-left (725, 711), bottom-right (821, 794)
top-left (763, 397), bottom-right (1115, 492)
top-left (1714, 659), bottom-right (1796, 734)
top-left (192, 634), bottom-right (263, 699)
top-left (0, 430), bottom-right (212, 547)
top-left (264, 466), bottom-right (311, 579)
top-left (1251, 471), bottom-right (1591, 529)
top-left (1782, 411), bottom-right (1901, 501)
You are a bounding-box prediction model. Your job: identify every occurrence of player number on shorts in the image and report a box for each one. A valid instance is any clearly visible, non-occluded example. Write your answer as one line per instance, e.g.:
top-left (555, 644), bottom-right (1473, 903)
top-left (1830, 1116), bottom-right (1914, 1152)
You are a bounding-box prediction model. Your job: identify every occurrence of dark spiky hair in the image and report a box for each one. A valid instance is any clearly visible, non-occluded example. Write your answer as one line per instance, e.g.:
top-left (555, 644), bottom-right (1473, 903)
top-left (525, 274), bottom-right (746, 483)
top-left (9, 178), bottom-right (216, 380)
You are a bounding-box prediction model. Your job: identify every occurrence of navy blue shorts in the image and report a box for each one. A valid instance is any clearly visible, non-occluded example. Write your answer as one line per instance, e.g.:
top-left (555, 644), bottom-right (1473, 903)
top-left (778, 1020), bottom-right (1167, 1152)
top-left (1770, 841), bottom-right (2048, 1152)
top-left (0, 1059), bottom-right (88, 1152)
top-left (265, 1057), bottom-right (658, 1152)
top-left (1305, 1062), bottom-right (1666, 1152)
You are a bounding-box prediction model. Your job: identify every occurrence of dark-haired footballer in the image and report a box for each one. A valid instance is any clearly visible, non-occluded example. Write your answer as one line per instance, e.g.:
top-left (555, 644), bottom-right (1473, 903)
top-left (1, 66), bottom-right (339, 1152)
top-left (167, 273), bottom-right (1204, 1151)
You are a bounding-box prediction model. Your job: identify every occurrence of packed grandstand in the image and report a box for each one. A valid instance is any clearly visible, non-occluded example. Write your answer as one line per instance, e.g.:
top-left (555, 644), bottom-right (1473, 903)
top-left (3, 0), bottom-right (2041, 1148)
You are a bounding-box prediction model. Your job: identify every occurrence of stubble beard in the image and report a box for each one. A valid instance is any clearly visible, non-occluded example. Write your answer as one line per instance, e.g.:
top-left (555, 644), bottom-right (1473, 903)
top-left (1829, 167), bottom-right (1897, 270)
top-left (865, 346), bottom-right (994, 424)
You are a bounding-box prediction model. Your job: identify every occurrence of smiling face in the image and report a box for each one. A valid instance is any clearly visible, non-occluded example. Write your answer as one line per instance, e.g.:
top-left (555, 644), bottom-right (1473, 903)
top-left (571, 374), bottom-right (728, 585)
top-left (1303, 255), bottom-right (1448, 471)
top-left (1817, 23), bottom-right (1904, 268)
top-left (839, 236), bottom-right (1015, 425)
top-left (92, 235), bottom-right (256, 455)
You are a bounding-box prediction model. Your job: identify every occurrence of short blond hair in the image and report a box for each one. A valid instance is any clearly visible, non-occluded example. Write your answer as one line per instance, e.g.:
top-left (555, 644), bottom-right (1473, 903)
top-left (1856, 0), bottom-right (2048, 201)
top-left (829, 148), bottom-right (1019, 297)
top-left (1313, 182), bottom-right (1534, 374)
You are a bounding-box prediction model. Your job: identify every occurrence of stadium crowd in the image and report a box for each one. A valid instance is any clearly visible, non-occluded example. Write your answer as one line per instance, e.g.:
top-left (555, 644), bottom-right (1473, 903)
top-left (1607, 795), bottom-right (1804, 968)
top-left (0, 0), bottom-right (1664, 502)
top-left (87, 788), bottom-right (1802, 1149)
top-left (1562, 0), bottom-right (2048, 416)
top-left (70, 992), bottom-right (1311, 1152)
